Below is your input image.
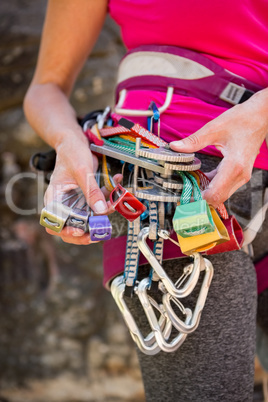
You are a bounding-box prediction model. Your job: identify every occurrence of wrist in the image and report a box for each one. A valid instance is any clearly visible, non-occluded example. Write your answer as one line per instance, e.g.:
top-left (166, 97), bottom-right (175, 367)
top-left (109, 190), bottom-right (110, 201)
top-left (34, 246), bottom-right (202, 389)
top-left (54, 126), bottom-right (88, 152)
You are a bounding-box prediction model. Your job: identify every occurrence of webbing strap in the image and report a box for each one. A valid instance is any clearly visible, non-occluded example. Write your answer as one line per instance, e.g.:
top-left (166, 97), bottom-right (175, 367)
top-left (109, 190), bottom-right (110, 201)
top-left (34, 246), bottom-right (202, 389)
top-left (103, 138), bottom-right (136, 155)
top-left (149, 201), bottom-right (158, 241)
top-left (185, 172), bottom-right (202, 201)
top-left (177, 172), bottom-right (193, 205)
top-left (116, 45), bottom-right (262, 110)
top-left (124, 217), bottom-right (141, 289)
top-left (150, 201), bottom-right (165, 284)
top-left (197, 170), bottom-right (229, 219)
top-left (102, 155), bottom-right (114, 192)
top-left (155, 202), bottom-right (165, 264)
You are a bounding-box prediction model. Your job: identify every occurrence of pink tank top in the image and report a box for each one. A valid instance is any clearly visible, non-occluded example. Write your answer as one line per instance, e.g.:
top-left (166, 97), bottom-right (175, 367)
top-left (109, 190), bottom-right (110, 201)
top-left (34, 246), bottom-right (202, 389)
top-left (108, 0), bottom-right (268, 170)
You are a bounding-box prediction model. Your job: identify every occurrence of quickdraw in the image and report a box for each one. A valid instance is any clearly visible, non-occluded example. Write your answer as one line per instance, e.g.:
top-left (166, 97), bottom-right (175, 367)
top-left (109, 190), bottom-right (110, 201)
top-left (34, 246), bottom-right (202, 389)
top-left (35, 107), bottom-right (248, 356)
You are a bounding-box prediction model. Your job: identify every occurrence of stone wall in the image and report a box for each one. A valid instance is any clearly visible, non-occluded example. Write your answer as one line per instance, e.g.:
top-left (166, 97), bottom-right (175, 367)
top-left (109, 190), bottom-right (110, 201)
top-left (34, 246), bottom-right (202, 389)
top-left (0, 2), bottom-right (144, 401)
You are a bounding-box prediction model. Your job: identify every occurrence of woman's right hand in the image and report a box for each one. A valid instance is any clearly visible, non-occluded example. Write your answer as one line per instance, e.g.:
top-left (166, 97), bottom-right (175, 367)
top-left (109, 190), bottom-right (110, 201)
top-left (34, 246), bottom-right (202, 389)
top-left (44, 136), bottom-right (121, 245)
top-left (22, 0), bottom-right (110, 244)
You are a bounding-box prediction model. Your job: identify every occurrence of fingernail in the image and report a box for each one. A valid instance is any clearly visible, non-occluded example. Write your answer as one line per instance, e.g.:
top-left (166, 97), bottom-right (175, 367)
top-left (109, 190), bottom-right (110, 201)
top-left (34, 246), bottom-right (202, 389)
top-left (171, 140), bottom-right (184, 148)
top-left (93, 200), bottom-right (107, 214)
top-left (72, 230), bottom-right (84, 237)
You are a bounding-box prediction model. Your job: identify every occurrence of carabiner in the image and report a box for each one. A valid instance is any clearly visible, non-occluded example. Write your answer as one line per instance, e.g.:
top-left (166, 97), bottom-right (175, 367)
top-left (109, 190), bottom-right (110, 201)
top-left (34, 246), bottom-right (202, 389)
top-left (137, 227), bottom-right (203, 298)
top-left (162, 258), bottom-right (214, 334)
top-left (111, 276), bottom-right (172, 355)
top-left (136, 277), bottom-right (192, 353)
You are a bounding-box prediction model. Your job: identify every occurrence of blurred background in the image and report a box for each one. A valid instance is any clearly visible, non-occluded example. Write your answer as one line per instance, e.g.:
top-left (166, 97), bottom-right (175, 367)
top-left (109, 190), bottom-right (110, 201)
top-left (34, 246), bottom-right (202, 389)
top-left (0, 2), bottom-right (267, 402)
top-left (0, 1), bottom-right (145, 401)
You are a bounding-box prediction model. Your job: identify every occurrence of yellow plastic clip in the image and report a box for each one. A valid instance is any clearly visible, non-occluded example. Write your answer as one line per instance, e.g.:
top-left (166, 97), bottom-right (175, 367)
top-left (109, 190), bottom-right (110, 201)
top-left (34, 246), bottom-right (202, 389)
top-left (176, 206), bottom-right (230, 255)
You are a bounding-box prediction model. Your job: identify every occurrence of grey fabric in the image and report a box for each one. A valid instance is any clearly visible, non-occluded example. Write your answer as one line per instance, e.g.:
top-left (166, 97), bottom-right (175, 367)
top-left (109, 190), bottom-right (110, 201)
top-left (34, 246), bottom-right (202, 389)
top-left (130, 251), bottom-right (257, 402)
top-left (109, 153), bottom-right (268, 401)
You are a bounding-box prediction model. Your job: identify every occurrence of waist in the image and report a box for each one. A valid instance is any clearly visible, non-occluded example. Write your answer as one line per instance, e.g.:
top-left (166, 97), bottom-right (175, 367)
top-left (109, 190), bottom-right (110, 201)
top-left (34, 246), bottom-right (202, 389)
top-left (112, 89), bottom-right (268, 171)
top-left (115, 44), bottom-right (264, 110)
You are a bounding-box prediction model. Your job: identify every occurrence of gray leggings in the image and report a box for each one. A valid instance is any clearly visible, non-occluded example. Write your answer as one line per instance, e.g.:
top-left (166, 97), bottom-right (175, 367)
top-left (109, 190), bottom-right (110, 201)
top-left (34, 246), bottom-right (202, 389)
top-left (110, 154), bottom-right (268, 402)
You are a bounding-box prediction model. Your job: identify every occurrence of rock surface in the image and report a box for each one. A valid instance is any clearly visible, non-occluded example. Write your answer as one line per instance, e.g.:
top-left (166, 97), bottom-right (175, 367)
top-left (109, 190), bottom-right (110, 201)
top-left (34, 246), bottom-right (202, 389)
top-left (0, 1), bottom-right (144, 401)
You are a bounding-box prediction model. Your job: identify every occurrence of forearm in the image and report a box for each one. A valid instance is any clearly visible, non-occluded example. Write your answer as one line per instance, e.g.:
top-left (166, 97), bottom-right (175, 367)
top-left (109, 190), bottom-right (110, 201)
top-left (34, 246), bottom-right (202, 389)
top-left (24, 0), bottom-right (107, 151)
top-left (24, 82), bottom-right (87, 151)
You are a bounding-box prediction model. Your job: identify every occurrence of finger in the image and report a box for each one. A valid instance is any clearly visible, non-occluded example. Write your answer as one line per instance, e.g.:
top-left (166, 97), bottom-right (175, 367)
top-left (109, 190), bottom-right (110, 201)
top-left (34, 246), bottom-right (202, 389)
top-left (203, 168), bottom-right (218, 182)
top-left (46, 227), bottom-right (85, 238)
top-left (201, 158), bottom-right (251, 207)
top-left (60, 235), bottom-right (99, 245)
top-left (170, 123), bottom-right (216, 153)
top-left (106, 201), bottom-right (116, 215)
top-left (75, 169), bottom-right (108, 215)
top-left (92, 154), bottom-right (99, 173)
top-left (44, 180), bottom-right (79, 206)
top-left (101, 174), bottom-right (123, 199)
top-left (46, 228), bottom-right (99, 245)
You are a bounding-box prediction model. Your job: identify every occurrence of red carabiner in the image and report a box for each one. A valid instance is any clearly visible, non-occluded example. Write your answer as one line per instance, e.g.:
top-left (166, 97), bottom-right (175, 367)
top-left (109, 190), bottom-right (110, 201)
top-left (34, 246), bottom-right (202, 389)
top-left (110, 184), bottom-right (146, 221)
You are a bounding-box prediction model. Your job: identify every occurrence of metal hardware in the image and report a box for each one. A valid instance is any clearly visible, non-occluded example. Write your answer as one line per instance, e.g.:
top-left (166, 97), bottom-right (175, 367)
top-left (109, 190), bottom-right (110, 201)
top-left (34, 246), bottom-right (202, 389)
top-left (66, 208), bottom-right (90, 232)
top-left (40, 202), bottom-right (71, 233)
top-left (162, 258), bottom-right (214, 334)
top-left (137, 227), bottom-right (203, 298)
top-left (111, 275), bottom-right (172, 355)
top-left (136, 277), bottom-right (191, 353)
top-left (110, 184), bottom-right (146, 221)
top-left (163, 158), bottom-right (201, 171)
top-left (135, 187), bottom-right (181, 202)
top-left (154, 175), bottom-right (183, 190)
top-left (97, 106), bottom-right (111, 129)
top-left (137, 147), bottom-right (194, 163)
top-left (91, 143), bottom-right (167, 175)
top-left (88, 215), bottom-right (112, 241)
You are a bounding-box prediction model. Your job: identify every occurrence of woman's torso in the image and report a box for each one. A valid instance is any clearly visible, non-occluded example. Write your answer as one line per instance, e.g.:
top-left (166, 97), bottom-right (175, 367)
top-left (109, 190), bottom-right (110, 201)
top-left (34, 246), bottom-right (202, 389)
top-left (108, 0), bottom-right (268, 169)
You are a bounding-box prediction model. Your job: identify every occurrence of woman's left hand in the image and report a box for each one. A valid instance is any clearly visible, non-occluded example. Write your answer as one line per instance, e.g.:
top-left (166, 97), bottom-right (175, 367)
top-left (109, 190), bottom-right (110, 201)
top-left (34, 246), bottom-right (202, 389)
top-left (170, 88), bottom-right (268, 208)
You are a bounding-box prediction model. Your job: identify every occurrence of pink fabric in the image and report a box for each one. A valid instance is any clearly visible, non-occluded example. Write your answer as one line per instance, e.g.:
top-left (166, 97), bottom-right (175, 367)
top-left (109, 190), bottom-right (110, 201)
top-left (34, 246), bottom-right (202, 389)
top-left (102, 231), bottom-right (185, 289)
top-left (108, 0), bottom-right (268, 170)
top-left (255, 255), bottom-right (268, 295)
top-left (102, 215), bottom-right (244, 288)
top-left (109, 0), bottom-right (268, 87)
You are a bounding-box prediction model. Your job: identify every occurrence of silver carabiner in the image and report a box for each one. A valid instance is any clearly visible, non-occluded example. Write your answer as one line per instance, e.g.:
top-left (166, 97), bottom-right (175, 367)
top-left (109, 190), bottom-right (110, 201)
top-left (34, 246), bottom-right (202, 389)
top-left (137, 227), bottom-right (203, 298)
top-left (111, 276), bottom-right (172, 355)
top-left (162, 258), bottom-right (214, 334)
top-left (136, 277), bottom-right (192, 353)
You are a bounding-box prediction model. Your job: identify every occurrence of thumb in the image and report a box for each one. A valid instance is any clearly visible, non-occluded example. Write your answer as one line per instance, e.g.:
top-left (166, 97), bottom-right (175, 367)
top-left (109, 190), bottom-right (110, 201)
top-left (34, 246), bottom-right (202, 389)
top-left (170, 124), bottom-right (215, 153)
top-left (75, 169), bottom-right (108, 215)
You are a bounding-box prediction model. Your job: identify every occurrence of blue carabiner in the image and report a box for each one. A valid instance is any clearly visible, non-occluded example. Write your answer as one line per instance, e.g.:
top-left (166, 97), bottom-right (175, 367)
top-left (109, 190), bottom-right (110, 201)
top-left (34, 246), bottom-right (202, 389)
top-left (147, 101), bottom-right (160, 133)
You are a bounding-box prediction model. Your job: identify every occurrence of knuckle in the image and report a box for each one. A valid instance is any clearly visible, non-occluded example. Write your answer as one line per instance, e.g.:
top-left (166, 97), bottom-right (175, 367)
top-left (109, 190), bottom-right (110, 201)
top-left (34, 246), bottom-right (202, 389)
top-left (232, 162), bottom-right (245, 177)
top-left (203, 121), bottom-right (215, 136)
top-left (210, 193), bottom-right (221, 206)
top-left (203, 189), bottom-right (221, 207)
top-left (232, 162), bottom-right (251, 183)
top-left (186, 134), bottom-right (200, 146)
top-left (242, 170), bottom-right (251, 184)
top-left (86, 185), bottom-right (101, 200)
top-left (76, 164), bottom-right (89, 177)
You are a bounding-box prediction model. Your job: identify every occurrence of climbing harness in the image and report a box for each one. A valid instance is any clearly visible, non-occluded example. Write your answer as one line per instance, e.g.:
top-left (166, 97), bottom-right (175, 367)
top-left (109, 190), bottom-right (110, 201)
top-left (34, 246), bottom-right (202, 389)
top-left (33, 44), bottom-right (268, 355)
top-left (114, 44), bottom-right (263, 117)
top-left (33, 107), bottom-right (267, 355)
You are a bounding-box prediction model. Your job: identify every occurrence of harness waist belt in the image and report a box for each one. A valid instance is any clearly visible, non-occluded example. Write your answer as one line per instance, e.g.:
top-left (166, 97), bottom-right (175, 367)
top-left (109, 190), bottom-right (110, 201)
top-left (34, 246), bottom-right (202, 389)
top-left (116, 45), bottom-right (263, 109)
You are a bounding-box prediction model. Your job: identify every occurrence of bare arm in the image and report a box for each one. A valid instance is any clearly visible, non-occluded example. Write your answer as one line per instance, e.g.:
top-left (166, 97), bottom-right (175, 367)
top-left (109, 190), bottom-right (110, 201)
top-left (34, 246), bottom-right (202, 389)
top-left (24, 0), bottom-right (110, 244)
